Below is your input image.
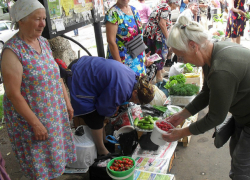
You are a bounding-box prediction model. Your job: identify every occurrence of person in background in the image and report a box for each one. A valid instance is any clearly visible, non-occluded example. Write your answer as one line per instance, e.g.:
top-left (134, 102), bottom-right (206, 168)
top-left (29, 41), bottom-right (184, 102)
top-left (143, 0), bottom-right (180, 83)
top-left (184, 0), bottom-right (200, 21)
top-left (73, 28), bottom-right (79, 36)
top-left (105, 0), bottom-right (151, 77)
top-left (137, 0), bottom-right (152, 29)
top-left (163, 16), bottom-right (250, 180)
top-left (177, 2), bottom-right (199, 21)
top-left (0, 0), bottom-right (76, 179)
top-left (225, 0), bottom-right (246, 44)
top-left (210, 0), bottom-right (221, 20)
top-left (199, 0), bottom-right (209, 30)
top-left (62, 56), bottom-right (155, 156)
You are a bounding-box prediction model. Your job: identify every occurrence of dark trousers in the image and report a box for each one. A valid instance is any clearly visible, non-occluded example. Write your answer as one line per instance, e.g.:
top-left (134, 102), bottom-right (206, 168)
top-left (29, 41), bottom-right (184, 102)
top-left (229, 121), bottom-right (250, 180)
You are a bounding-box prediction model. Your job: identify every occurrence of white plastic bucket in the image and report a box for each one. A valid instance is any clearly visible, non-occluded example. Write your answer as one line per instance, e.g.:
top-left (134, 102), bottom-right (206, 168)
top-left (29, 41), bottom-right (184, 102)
top-left (150, 120), bottom-right (174, 146)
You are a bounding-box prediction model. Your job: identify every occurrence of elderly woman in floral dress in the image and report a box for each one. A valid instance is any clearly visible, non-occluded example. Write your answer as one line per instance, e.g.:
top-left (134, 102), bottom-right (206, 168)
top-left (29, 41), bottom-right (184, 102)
top-left (0, 0), bottom-right (76, 179)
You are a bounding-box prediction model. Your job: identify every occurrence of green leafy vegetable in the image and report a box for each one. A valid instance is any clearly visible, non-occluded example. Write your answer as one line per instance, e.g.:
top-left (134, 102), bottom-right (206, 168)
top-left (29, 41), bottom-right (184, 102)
top-left (213, 14), bottom-right (223, 23)
top-left (169, 84), bottom-right (199, 96)
top-left (169, 74), bottom-right (186, 84)
top-left (217, 30), bottom-right (224, 35)
top-left (164, 80), bottom-right (177, 89)
top-left (184, 63), bottom-right (194, 73)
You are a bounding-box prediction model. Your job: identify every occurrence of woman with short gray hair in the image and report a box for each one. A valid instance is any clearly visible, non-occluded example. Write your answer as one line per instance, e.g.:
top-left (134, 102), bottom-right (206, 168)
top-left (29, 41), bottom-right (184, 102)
top-left (164, 16), bottom-right (250, 180)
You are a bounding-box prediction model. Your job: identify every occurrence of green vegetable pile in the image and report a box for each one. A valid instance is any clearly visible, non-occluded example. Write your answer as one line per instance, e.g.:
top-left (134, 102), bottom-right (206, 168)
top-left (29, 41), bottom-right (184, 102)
top-left (212, 35), bottom-right (220, 39)
top-left (217, 30), bottom-right (224, 35)
top-left (181, 63), bottom-right (194, 73)
top-left (169, 83), bottom-right (199, 96)
top-left (153, 105), bottom-right (168, 113)
top-left (134, 115), bottom-right (159, 130)
top-left (164, 74), bottom-right (186, 89)
top-left (213, 14), bottom-right (223, 23)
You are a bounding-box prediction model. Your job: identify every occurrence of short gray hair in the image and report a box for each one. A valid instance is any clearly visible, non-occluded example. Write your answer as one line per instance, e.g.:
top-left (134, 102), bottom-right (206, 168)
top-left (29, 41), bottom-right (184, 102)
top-left (167, 16), bottom-right (209, 52)
top-left (187, 1), bottom-right (197, 8)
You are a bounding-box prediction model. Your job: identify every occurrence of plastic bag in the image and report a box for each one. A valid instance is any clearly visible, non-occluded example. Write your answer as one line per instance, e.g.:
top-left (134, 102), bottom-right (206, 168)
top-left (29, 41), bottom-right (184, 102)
top-left (111, 105), bottom-right (143, 130)
top-left (119, 129), bottom-right (138, 155)
top-left (169, 62), bottom-right (184, 77)
top-left (141, 104), bottom-right (164, 117)
top-left (156, 80), bottom-right (169, 97)
top-left (67, 126), bottom-right (97, 169)
top-left (163, 105), bottom-right (183, 118)
top-left (149, 85), bottom-right (167, 106)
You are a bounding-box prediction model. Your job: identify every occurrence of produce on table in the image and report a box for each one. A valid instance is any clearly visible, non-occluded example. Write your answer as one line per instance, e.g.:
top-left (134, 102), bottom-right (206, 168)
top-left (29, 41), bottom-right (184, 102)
top-left (169, 83), bottom-right (199, 96)
top-left (152, 105), bottom-right (168, 113)
top-left (217, 30), bottom-right (224, 35)
top-left (156, 121), bottom-right (173, 132)
top-left (212, 35), bottom-right (220, 39)
top-left (180, 63), bottom-right (194, 73)
top-left (164, 74), bottom-right (186, 89)
top-left (109, 158), bottom-right (134, 171)
top-left (134, 115), bottom-right (159, 130)
top-left (184, 73), bottom-right (200, 78)
top-left (169, 74), bottom-right (186, 84)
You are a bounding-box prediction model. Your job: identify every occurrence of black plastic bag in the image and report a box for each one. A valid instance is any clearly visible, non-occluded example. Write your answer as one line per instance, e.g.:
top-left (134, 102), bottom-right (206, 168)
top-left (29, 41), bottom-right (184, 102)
top-left (212, 116), bottom-right (235, 148)
top-left (139, 133), bottom-right (159, 151)
top-left (75, 125), bottom-right (85, 136)
top-left (119, 129), bottom-right (138, 156)
top-left (141, 104), bottom-right (164, 117)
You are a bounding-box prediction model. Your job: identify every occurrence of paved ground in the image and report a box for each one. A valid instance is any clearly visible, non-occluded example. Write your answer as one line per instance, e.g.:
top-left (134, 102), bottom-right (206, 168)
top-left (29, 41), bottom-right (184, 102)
top-left (1, 24), bottom-right (250, 180)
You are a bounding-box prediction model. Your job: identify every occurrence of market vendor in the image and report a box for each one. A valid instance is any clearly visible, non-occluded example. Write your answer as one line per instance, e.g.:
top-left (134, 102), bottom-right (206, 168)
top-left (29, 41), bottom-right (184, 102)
top-left (61, 56), bottom-right (155, 156)
top-left (162, 16), bottom-right (250, 180)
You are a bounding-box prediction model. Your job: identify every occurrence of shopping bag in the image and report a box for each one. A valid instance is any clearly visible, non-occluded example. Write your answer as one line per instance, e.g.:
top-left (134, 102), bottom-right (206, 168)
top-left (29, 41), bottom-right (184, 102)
top-left (118, 129), bottom-right (138, 156)
top-left (212, 116), bottom-right (235, 148)
top-left (149, 85), bottom-right (167, 106)
top-left (111, 105), bottom-right (143, 130)
top-left (67, 126), bottom-right (97, 169)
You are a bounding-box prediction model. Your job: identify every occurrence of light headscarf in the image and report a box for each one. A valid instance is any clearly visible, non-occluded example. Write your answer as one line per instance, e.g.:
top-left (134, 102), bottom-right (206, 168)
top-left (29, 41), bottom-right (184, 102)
top-left (10, 0), bottom-right (45, 30)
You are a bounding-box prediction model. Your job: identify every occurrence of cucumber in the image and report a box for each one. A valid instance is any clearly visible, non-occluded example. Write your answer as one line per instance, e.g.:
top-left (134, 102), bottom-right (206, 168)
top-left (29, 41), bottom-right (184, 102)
top-left (134, 117), bottom-right (139, 126)
top-left (148, 124), bottom-right (154, 130)
top-left (153, 117), bottom-right (159, 120)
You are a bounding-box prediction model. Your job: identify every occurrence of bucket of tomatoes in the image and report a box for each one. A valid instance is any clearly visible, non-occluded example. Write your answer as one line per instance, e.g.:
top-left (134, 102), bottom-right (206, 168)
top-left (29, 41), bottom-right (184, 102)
top-left (150, 120), bottom-right (175, 146)
top-left (106, 156), bottom-right (135, 180)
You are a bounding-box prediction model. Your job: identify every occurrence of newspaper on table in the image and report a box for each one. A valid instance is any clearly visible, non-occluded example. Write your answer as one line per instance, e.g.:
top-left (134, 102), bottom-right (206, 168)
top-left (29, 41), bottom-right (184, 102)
top-left (134, 169), bottom-right (175, 180)
top-left (132, 141), bottom-right (177, 174)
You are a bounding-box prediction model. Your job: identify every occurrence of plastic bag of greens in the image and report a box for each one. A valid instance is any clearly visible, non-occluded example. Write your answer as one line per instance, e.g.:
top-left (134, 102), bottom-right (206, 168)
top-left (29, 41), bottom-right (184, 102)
top-left (163, 105), bottom-right (183, 118)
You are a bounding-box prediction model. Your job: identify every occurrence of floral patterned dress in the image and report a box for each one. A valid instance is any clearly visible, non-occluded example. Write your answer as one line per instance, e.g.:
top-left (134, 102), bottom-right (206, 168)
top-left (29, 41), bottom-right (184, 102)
top-left (2, 35), bottom-right (76, 180)
top-left (105, 5), bottom-right (146, 76)
top-left (225, 0), bottom-right (246, 38)
top-left (143, 3), bottom-right (172, 70)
